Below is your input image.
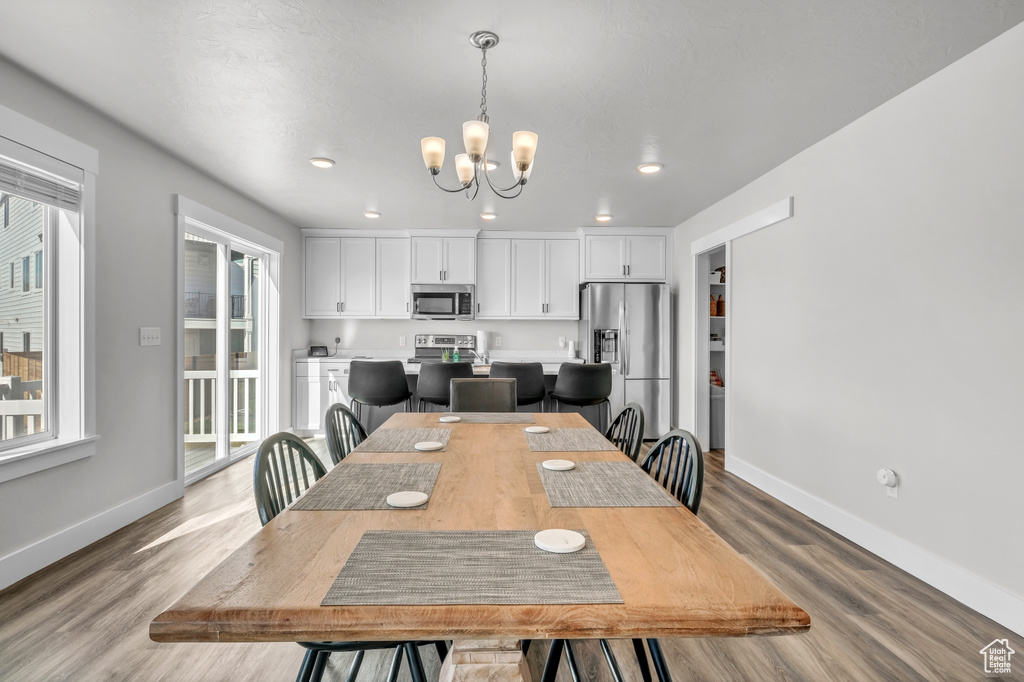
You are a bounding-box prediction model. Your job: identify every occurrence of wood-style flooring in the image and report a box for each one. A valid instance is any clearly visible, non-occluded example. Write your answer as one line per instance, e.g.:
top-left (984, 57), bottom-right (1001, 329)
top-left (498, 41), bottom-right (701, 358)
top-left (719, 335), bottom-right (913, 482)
top-left (0, 445), bottom-right (1015, 681)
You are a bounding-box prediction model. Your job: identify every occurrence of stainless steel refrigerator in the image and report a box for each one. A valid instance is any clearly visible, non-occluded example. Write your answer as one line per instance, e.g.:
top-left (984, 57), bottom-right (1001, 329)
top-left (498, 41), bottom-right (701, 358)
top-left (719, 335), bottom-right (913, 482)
top-left (579, 282), bottom-right (671, 438)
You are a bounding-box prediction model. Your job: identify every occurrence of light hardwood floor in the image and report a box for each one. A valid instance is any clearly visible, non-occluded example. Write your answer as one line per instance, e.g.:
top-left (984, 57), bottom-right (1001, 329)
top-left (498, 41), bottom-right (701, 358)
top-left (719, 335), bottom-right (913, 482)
top-left (0, 444), bottom-right (1014, 681)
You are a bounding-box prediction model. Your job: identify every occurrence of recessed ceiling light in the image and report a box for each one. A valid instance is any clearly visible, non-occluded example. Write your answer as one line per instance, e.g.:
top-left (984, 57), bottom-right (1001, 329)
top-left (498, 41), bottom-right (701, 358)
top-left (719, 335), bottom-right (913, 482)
top-left (363, 211), bottom-right (381, 219)
top-left (484, 159), bottom-right (500, 171)
top-left (480, 212), bottom-right (497, 220)
top-left (595, 214), bottom-right (612, 222)
top-left (310, 157), bottom-right (335, 168)
top-left (637, 163), bottom-right (663, 174)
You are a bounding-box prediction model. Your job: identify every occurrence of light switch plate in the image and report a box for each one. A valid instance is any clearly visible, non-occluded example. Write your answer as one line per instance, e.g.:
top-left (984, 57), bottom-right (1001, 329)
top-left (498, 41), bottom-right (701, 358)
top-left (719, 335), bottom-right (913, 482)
top-left (140, 327), bottom-right (161, 346)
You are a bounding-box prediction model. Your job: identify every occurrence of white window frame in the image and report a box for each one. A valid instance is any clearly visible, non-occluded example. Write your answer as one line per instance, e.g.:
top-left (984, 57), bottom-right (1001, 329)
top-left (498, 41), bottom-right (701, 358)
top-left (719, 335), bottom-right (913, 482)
top-left (0, 103), bottom-right (98, 483)
top-left (175, 195), bottom-right (281, 485)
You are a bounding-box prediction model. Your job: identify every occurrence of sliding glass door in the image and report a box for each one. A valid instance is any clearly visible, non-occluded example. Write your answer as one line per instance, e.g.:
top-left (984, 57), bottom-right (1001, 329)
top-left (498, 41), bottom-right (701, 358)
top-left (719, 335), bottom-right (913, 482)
top-left (183, 230), bottom-right (272, 481)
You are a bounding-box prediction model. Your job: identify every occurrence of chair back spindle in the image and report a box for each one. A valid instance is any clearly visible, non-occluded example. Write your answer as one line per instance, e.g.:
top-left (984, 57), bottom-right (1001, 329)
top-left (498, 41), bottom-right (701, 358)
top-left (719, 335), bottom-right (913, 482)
top-left (640, 429), bottom-right (705, 514)
top-left (253, 432), bottom-right (328, 526)
top-left (325, 403), bottom-right (368, 465)
top-left (604, 402), bottom-right (645, 461)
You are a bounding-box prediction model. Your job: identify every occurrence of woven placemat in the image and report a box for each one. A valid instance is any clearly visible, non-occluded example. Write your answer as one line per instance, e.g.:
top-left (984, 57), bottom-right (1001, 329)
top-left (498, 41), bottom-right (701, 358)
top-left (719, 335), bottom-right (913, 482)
top-left (322, 530), bottom-right (622, 605)
top-left (291, 463), bottom-right (442, 511)
top-left (442, 412), bottom-right (536, 423)
top-left (536, 462), bottom-right (679, 507)
top-left (353, 428), bottom-right (451, 453)
top-left (525, 428), bottom-right (620, 452)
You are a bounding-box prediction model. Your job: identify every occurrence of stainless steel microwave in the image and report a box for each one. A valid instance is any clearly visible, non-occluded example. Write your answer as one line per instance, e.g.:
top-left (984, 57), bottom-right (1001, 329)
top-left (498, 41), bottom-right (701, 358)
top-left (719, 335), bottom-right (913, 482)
top-left (411, 284), bottom-right (475, 320)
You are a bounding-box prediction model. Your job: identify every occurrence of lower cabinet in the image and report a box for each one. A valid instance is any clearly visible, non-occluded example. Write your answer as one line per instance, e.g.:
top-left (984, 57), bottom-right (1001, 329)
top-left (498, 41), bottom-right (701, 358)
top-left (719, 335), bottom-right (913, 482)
top-left (294, 360), bottom-right (351, 432)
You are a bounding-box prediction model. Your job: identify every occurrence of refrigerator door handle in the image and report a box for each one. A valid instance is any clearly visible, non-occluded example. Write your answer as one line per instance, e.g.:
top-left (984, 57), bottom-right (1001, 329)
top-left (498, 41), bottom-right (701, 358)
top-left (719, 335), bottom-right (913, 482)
top-left (623, 301), bottom-right (629, 376)
top-left (618, 301), bottom-right (625, 375)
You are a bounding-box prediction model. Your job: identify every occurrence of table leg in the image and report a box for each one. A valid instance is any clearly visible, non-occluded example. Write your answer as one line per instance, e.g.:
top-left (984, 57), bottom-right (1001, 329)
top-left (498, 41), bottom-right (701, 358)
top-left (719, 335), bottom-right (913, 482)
top-left (438, 639), bottom-right (533, 682)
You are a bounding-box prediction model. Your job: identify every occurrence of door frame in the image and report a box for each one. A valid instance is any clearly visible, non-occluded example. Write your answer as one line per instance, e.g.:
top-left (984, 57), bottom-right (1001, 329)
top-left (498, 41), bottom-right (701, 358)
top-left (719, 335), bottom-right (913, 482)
top-left (175, 196), bottom-right (281, 486)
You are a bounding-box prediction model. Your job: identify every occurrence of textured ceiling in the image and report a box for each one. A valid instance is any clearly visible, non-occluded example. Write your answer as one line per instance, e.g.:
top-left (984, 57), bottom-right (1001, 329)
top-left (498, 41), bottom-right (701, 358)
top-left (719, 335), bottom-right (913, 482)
top-left (1, 1), bottom-right (1022, 231)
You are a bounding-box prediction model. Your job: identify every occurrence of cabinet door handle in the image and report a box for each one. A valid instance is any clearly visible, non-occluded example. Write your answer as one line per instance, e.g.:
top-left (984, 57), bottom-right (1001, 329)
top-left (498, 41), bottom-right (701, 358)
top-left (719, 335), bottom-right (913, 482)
top-left (626, 265), bottom-right (631, 276)
top-left (336, 302), bottom-right (340, 312)
top-left (439, 269), bottom-right (443, 282)
top-left (444, 270), bottom-right (448, 281)
top-left (340, 301), bottom-right (344, 312)
top-left (477, 303), bottom-right (480, 313)
top-left (406, 302), bottom-right (410, 312)
top-left (622, 264), bottom-right (626, 276)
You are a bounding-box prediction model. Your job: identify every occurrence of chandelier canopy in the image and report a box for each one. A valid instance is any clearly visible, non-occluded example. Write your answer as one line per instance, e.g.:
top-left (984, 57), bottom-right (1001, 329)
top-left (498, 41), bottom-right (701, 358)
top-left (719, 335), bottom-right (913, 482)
top-left (420, 31), bottom-right (538, 200)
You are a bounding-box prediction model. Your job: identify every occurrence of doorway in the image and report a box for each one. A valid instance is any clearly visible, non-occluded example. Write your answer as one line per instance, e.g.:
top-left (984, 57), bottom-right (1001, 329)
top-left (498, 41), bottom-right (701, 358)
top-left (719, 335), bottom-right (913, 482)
top-left (177, 198), bottom-right (281, 485)
top-left (693, 243), bottom-right (729, 458)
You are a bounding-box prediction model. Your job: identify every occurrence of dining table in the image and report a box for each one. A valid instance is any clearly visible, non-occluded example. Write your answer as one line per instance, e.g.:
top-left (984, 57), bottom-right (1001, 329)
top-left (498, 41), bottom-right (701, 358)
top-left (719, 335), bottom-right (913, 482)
top-left (151, 412), bottom-right (810, 681)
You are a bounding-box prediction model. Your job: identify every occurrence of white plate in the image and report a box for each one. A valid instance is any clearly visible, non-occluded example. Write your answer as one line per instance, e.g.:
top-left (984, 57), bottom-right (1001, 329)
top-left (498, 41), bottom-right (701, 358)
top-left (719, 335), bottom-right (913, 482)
top-left (542, 459), bottom-right (576, 471)
top-left (386, 491), bottom-right (429, 508)
top-left (525, 425), bottom-right (550, 434)
top-left (534, 529), bottom-right (586, 554)
top-left (414, 441), bottom-right (444, 451)
top-left (438, 415), bottom-right (461, 423)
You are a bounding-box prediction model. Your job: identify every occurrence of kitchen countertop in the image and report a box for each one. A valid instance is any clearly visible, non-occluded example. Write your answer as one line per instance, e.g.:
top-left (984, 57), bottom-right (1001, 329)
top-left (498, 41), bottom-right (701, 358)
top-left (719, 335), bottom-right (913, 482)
top-left (294, 349), bottom-right (584, 375)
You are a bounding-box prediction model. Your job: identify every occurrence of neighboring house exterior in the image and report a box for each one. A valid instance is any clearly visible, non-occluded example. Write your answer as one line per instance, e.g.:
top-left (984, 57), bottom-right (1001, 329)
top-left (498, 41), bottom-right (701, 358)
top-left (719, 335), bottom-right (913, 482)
top-left (0, 193), bottom-right (44, 355)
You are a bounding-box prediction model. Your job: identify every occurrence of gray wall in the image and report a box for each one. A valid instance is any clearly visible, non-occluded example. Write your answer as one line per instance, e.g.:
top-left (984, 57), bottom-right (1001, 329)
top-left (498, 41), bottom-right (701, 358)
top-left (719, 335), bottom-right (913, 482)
top-left (674, 23), bottom-right (1024, 626)
top-left (0, 57), bottom-right (306, 566)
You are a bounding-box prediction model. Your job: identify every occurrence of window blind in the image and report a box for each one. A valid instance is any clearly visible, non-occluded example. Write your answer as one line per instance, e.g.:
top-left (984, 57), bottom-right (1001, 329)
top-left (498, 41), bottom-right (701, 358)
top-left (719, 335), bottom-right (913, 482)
top-left (0, 155), bottom-right (81, 211)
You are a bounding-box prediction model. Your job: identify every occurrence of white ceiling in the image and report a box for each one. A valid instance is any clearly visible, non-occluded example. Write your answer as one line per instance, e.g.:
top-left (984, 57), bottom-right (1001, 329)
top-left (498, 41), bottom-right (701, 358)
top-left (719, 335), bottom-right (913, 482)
top-left (1, 1), bottom-right (1022, 232)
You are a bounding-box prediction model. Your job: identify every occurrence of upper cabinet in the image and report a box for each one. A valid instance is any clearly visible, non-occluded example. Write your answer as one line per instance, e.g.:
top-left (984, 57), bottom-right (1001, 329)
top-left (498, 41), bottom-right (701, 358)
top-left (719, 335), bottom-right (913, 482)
top-left (410, 237), bottom-right (476, 284)
top-left (509, 239), bottom-right (579, 319)
top-left (375, 238), bottom-right (411, 317)
top-left (304, 237), bottom-right (376, 318)
top-left (581, 232), bottom-right (669, 282)
top-left (304, 234), bottom-right (409, 319)
top-left (476, 239), bottom-right (511, 318)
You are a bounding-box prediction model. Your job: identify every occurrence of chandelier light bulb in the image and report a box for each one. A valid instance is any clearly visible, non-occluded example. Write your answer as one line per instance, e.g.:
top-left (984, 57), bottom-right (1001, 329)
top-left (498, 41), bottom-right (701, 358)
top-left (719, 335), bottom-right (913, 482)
top-left (421, 137), bottom-right (445, 172)
top-left (511, 152), bottom-right (534, 183)
top-left (463, 120), bottom-right (490, 162)
top-left (512, 131), bottom-right (539, 170)
top-left (455, 154), bottom-right (475, 186)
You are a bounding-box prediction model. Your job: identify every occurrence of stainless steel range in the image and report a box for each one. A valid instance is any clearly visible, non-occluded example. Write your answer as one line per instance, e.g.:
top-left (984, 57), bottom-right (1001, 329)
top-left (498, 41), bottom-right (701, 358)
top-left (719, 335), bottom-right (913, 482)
top-left (408, 334), bottom-right (479, 364)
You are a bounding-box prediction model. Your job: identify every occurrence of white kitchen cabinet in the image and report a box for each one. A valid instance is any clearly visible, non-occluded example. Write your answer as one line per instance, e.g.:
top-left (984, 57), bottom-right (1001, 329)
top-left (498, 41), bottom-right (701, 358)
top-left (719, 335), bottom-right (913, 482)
top-left (294, 359), bottom-right (351, 433)
top-left (583, 234), bottom-right (667, 282)
top-left (510, 239), bottom-right (579, 319)
top-left (375, 238), bottom-right (411, 317)
top-left (410, 237), bottom-right (476, 284)
top-left (476, 239), bottom-right (511, 318)
top-left (303, 237), bottom-right (376, 317)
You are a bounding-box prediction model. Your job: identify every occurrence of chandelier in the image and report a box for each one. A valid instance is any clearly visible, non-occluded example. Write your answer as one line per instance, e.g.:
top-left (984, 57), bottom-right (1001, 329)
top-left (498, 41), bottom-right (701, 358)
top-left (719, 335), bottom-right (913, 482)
top-left (420, 31), bottom-right (538, 200)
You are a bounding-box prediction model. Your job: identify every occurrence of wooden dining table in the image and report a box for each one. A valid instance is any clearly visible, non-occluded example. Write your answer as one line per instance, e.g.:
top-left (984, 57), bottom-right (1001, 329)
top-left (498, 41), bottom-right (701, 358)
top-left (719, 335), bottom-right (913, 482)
top-left (151, 412), bottom-right (809, 681)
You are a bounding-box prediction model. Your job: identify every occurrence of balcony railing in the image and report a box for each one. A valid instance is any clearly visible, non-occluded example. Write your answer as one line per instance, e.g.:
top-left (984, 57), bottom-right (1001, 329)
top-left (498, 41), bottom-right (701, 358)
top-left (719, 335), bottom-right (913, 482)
top-left (184, 370), bottom-right (259, 444)
top-left (185, 292), bottom-right (247, 319)
top-left (0, 352), bottom-right (44, 441)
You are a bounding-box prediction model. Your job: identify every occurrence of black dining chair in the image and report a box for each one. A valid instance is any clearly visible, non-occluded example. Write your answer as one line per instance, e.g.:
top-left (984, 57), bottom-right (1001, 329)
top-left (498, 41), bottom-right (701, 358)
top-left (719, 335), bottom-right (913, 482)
top-left (605, 402), bottom-right (645, 461)
top-left (449, 378), bottom-right (517, 412)
top-left (542, 430), bottom-right (706, 682)
top-left (253, 432), bottom-right (447, 682)
top-left (416, 362), bottom-right (474, 411)
top-left (549, 363), bottom-right (613, 430)
top-left (324, 403), bottom-right (368, 465)
top-left (348, 360), bottom-right (413, 429)
top-left (488, 361), bottom-right (546, 411)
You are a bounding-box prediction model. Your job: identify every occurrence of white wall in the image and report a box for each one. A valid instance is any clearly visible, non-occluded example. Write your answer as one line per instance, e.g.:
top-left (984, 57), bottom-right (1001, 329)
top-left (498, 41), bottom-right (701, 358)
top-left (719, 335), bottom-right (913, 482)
top-left (0, 57), bottom-right (306, 585)
top-left (674, 24), bottom-right (1024, 633)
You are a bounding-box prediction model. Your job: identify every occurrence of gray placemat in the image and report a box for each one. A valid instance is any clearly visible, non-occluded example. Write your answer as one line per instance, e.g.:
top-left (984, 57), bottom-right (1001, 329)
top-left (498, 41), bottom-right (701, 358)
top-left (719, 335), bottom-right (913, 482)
top-left (322, 530), bottom-right (622, 605)
top-left (537, 462), bottom-right (679, 507)
top-left (291, 463), bottom-right (442, 510)
top-left (353, 428), bottom-right (451, 453)
top-left (525, 428), bottom-right (620, 452)
top-left (442, 412), bottom-right (536, 423)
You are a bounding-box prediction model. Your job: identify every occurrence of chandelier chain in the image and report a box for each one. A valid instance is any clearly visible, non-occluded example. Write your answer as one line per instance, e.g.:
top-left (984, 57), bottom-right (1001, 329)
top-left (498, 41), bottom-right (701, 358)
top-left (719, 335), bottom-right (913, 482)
top-left (479, 48), bottom-right (488, 119)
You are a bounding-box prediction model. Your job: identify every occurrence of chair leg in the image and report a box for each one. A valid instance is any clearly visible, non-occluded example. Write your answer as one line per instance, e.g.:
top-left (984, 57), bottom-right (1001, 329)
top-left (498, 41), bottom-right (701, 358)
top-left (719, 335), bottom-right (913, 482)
top-left (309, 650), bottom-right (330, 682)
top-left (599, 639), bottom-right (626, 682)
top-left (541, 640), bottom-right (564, 682)
top-left (385, 645), bottom-right (405, 682)
top-left (344, 650), bottom-right (365, 682)
top-left (405, 643), bottom-right (427, 682)
top-left (434, 640), bottom-right (449, 662)
top-left (295, 648), bottom-right (317, 682)
top-left (646, 638), bottom-right (673, 682)
top-left (563, 641), bottom-right (584, 682)
top-left (632, 638), bottom-right (654, 682)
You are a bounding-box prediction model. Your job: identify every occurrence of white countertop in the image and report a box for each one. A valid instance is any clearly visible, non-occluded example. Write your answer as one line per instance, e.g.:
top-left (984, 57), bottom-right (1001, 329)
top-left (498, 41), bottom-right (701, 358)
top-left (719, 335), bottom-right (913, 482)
top-left (294, 349), bottom-right (583, 375)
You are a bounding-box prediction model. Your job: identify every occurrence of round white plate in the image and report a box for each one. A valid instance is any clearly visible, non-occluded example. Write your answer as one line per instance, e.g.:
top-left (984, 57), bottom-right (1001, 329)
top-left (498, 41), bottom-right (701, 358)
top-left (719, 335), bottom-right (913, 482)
top-left (534, 529), bottom-right (586, 554)
top-left (525, 425), bottom-right (550, 434)
top-left (438, 415), bottom-right (461, 423)
top-left (542, 459), bottom-right (576, 471)
top-left (414, 441), bottom-right (444, 451)
top-left (386, 491), bottom-right (429, 508)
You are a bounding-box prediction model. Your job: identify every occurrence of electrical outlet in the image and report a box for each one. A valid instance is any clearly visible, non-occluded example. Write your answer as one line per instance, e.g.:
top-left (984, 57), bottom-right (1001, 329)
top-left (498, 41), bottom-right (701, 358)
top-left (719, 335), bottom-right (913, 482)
top-left (334, 337), bottom-right (341, 344)
top-left (558, 337), bottom-right (566, 348)
top-left (399, 336), bottom-right (407, 347)
top-left (495, 335), bottom-right (502, 348)
top-left (139, 327), bottom-right (161, 346)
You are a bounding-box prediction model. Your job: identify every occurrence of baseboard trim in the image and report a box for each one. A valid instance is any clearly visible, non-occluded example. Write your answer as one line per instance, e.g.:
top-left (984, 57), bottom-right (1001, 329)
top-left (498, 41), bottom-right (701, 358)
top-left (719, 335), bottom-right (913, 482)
top-left (0, 480), bottom-right (183, 591)
top-left (726, 456), bottom-right (1023, 637)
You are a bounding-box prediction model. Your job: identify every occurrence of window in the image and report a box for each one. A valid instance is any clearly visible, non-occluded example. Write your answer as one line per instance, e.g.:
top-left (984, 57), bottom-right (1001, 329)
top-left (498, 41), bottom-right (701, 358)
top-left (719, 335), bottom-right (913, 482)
top-left (0, 103), bottom-right (97, 480)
